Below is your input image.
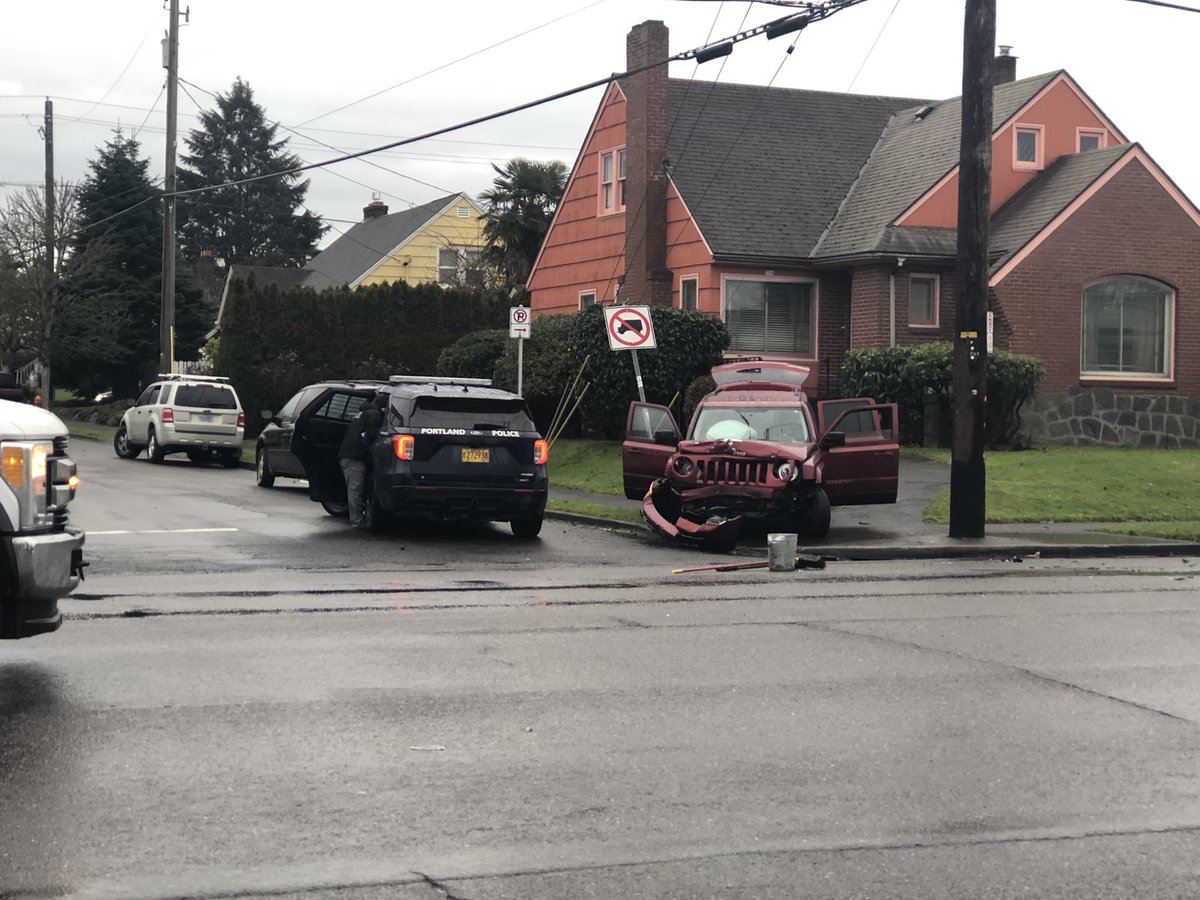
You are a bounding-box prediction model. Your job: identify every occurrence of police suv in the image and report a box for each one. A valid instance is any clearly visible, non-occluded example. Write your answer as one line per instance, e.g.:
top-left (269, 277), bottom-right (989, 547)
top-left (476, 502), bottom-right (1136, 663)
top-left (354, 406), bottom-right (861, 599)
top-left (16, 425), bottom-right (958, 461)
top-left (289, 376), bottom-right (549, 537)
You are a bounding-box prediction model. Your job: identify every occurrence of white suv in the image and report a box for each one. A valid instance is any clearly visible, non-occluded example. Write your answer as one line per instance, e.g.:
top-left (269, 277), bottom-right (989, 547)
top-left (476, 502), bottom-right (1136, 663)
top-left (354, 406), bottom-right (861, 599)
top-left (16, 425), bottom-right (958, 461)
top-left (113, 375), bottom-right (245, 466)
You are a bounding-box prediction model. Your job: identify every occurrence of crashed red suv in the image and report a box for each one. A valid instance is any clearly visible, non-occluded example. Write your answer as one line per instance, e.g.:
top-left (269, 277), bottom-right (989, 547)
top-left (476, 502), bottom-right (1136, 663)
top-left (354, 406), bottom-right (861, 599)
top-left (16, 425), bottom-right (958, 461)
top-left (621, 361), bottom-right (899, 550)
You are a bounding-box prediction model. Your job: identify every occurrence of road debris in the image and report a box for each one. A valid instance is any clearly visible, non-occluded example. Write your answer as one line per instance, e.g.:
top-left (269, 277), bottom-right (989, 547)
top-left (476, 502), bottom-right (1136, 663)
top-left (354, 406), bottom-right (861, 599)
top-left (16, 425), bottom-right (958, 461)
top-left (671, 553), bottom-right (827, 575)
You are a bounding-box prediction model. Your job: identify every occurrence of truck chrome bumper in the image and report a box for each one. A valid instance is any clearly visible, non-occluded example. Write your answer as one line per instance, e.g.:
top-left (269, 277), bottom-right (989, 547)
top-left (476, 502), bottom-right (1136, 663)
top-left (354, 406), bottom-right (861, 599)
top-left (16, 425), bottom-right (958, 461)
top-left (10, 528), bottom-right (86, 601)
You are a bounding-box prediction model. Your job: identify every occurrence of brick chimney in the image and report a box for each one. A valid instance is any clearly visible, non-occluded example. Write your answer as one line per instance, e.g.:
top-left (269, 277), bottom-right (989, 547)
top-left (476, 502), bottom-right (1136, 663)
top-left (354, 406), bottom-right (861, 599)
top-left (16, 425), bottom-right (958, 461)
top-left (622, 20), bottom-right (672, 306)
top-left (363, 192), bottom-right (389, 221)
top-left (993, 45), bottom-right (1017, 85)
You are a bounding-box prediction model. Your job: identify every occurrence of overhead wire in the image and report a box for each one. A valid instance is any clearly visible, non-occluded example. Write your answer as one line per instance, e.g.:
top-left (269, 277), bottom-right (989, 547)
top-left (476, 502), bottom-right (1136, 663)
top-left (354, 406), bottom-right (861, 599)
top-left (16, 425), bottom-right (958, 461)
top-left (846, 0), bottom-right (902, 92)
top-left (66, 28), bottom-right (154, 123)
top-left (296, 0), bottom-right (611, 127)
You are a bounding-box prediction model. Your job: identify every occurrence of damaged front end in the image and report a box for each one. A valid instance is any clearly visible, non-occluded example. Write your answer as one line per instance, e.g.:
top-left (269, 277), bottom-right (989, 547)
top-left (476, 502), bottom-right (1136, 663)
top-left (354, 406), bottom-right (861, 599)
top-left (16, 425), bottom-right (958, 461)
top-left (641, 438), bottom-right (815, 552)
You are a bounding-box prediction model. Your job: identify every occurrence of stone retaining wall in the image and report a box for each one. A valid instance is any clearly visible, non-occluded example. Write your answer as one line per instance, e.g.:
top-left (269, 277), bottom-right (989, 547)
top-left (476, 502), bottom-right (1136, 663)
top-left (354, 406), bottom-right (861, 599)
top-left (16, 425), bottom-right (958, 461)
top-left (1020, 387), bottom-right (1200, 448)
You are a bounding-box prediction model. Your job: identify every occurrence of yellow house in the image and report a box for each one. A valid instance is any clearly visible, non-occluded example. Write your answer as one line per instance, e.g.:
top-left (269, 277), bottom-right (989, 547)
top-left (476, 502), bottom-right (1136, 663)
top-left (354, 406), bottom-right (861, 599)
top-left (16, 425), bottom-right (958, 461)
top-left (304, 191), bottom-right (488, 290)
top-left (211, 192), bottom-right (489, 337)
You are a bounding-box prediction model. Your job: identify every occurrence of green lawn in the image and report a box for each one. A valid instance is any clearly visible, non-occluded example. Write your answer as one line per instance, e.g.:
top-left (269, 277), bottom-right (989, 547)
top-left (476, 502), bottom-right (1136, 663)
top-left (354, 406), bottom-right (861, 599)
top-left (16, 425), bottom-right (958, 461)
top-left (547, 438), bottom-right (624, 494)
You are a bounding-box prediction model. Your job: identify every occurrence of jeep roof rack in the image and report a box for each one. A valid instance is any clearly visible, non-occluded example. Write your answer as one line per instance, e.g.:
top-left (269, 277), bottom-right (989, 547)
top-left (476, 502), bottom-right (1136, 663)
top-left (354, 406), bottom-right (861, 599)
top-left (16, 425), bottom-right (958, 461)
top-left (388, 375), bottom-right (492, 387)
top-left (156, 373), bottom-right (230, 383)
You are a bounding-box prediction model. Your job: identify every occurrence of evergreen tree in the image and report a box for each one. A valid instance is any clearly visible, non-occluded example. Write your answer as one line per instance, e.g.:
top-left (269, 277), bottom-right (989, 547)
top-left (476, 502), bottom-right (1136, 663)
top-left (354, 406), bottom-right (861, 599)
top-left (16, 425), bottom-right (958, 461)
top-left (177, 78), bottom-right (326, 267)
top-left (479, 158), bottom-right (568, 290)
top-left (71, 131), bottom-right (210, 395)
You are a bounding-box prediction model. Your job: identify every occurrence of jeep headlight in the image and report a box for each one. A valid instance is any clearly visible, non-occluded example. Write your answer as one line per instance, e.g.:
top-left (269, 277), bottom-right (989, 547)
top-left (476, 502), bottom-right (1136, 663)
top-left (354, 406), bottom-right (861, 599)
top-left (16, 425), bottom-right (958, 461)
top-left (774, 461), bottom-right (800, 482)
top-left (1, 440), bottom-right (54, 529)
top-left (672, 456), bottom-right (694, 477)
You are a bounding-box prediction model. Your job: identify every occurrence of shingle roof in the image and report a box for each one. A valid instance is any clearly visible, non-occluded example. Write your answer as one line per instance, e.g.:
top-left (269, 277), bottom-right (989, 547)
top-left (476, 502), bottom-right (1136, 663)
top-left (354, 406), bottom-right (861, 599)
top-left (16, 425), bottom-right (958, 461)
top-left (302, 192), bottom-right (464, 290)
top-left (814, 71), bottom-right (1061, 259)
top-left (989, 143), bottom-right (1132, 274)
top-left (226, 263), bottom-right (314, 290)
top-left (665, 80), bottom-right (928, 262)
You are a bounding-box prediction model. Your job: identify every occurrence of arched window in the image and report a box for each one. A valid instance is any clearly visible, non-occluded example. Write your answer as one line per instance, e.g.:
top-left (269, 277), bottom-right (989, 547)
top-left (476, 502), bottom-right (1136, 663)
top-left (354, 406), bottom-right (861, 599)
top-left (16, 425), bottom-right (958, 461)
top-left (1081, 277), bottom-right (1173, 378)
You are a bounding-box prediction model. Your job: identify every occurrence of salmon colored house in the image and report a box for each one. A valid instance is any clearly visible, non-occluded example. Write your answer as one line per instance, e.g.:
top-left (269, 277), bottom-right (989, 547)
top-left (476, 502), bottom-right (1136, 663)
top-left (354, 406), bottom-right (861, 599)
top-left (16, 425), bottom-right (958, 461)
top-left (527, 21), bottom-right (1200, 448)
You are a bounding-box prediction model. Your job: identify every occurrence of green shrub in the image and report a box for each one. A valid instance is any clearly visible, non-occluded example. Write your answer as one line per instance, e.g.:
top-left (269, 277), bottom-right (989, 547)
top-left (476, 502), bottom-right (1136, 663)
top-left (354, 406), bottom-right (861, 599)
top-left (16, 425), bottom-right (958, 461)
top-left (841, 342), bottom-right (1044, 448)
top-left (437, 329), bottom-right (509, 380)
top-left (683, 374), bottom-right (715, 428)
top-left (493, 314), bottom-right (579, 434)
top-left (569, 305), bottom-right (729, 438)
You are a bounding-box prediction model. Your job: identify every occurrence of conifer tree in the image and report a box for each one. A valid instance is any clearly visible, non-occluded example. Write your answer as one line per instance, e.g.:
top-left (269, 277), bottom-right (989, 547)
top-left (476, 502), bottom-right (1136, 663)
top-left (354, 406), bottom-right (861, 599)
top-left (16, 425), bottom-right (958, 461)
top-left (177, 78), bottom-right (326, 267)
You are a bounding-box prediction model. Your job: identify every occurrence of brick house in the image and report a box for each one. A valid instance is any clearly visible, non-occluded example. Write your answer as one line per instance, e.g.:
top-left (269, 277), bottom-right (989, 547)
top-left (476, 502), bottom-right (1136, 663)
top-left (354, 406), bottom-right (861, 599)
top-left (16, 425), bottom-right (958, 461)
top-left (527, 20), bottom-right (1200, 447)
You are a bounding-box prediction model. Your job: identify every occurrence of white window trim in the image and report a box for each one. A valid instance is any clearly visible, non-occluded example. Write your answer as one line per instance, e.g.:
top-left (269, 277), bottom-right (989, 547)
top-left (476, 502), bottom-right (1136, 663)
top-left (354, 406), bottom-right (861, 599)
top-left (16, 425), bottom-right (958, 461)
top-left (1013, 123), bottom-right (1045, 172)
top-left (437, 245), bottom-right (483, 287)
top-left (1076, 127), bottom-right (1106, 153)
top-left (908, 273), bottom-right (940, 329)
top-left (1079, 276), bottom-right (1175, 382)
top-left (597, 146), bottom-right (627, 215)
top-left (679, 274), bottom-right (699, 311)
top-left (719, 273), bottom-right (819, 360)
top-left (579, 290), bottom-right (597, 311)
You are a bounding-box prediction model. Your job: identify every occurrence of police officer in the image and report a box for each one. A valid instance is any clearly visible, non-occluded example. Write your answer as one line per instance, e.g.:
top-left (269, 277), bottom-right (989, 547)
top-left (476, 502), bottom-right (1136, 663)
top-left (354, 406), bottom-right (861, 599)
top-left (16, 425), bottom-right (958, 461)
top-left (337, 392), bottom-right (388, 529)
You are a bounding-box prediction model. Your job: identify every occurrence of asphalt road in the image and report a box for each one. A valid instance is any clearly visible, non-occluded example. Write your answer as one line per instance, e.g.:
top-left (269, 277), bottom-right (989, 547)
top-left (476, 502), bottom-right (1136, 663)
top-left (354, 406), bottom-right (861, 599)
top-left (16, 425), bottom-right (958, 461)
top-left (1, 439), bottom-right (1199, 899)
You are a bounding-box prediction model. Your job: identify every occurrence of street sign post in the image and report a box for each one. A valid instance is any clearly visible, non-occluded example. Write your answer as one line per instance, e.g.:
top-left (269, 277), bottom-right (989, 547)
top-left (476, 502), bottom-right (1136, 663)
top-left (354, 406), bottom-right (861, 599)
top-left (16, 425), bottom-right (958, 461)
top-left (510, 306), bottom-right (530, 396)
top-left (602, 305), bottom-right (657, 402)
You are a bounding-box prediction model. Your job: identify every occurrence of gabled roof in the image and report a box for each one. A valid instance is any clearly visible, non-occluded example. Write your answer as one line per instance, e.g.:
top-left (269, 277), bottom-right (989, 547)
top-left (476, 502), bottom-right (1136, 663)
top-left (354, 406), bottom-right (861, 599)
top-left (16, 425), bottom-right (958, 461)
top-left (226, 263), bottom-right (313, 290)
top-left (302, 192), bottom-right (467, 291)
top-left (814, 71), bottom-right (1061, 259)
top-left (664, 79), bottom-right (927, 263)
top-left (989, 143), bottom-right (1133, 274)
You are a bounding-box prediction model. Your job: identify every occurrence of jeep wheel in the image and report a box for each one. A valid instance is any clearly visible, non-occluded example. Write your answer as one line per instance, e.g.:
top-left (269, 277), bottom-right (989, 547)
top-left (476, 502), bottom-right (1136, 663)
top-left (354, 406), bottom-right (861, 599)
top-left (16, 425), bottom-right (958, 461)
top-left (113, 425), bottom-right (141, 459)
top-left (255, 448), bottom-right (275, 486)
top-left (796, 488), bottom-right (831, 539)
top-left (511, 515), bottom-right (543, 539)
top-left (147, 427), bottom-right (166, 464)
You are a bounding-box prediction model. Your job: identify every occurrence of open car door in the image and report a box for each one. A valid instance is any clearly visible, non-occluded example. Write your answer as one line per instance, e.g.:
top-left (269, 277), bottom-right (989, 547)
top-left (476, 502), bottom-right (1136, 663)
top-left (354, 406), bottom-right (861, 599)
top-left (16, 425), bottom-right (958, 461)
top-left (292, 389), bottom-right (376, 509)
top-left (815, 399), bottom-right (900, 506)
top-left (622, 401), bottom-right (680, 500)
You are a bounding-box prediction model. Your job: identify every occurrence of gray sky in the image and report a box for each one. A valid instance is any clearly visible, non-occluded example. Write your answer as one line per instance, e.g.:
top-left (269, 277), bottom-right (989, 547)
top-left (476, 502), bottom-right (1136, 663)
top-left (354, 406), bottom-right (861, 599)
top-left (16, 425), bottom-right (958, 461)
top-left (2, 0), bottom-right (1196, 250)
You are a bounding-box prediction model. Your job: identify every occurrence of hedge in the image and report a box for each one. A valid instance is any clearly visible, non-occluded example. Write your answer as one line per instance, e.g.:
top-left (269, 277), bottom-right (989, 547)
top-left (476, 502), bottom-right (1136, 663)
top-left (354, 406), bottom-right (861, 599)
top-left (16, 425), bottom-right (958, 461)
top-left (213, 277), bottom-right (509, 434)
top-left (841, 342), bottom-right (1044, 447)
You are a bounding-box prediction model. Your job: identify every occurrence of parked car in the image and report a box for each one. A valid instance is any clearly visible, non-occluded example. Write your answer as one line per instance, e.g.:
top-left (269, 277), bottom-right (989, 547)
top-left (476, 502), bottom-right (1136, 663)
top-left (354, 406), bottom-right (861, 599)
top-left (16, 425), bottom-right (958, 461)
top-left (113, 374), bottom-right (244, 466)
top-left (0, 399), bottom-right (85, 638)
top-left (622, 361), bottom-right (899, 550)
top-left (0, 372), bottom-right (32, 404)
top-left (271, 375), bottom-right (548, 537)
top-left (255, 380), bottom-right (386, 488)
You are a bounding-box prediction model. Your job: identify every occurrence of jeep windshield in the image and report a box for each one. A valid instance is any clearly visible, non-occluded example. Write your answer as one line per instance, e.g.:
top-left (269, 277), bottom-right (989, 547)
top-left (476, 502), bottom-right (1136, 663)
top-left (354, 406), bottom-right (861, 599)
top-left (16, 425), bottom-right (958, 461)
top-left (691, 406), bottom-right (810, 444)
top-left (410, 397), bottom-right (536, 432)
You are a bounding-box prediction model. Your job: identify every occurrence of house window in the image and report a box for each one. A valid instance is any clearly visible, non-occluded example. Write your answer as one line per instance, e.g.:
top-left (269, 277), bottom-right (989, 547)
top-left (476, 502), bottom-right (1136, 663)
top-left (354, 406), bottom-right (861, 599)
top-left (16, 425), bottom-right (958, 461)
top-left (909, 274), bottom-right (939, 327)
top-left (1077, 129), bottom-right (1105, 153)
top-left (724, 278), bottom-right (815, 355)
top-left (579, 290), bottom-right (596, 310)
top-left (599, 148), bottom-right (626, 213)
top-left (1014, 124), bottom-right (1044, 170)
top-left (680, 276), bottom-right (698, 311)
top-left (1081, 277), bottom-right (1173, 379)
top-left (437, 246), bottom-right (484, 287)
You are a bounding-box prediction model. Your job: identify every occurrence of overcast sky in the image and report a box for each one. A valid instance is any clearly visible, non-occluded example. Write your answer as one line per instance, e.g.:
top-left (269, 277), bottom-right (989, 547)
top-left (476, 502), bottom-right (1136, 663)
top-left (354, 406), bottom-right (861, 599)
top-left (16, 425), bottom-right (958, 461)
top-left (2, 0), bottom-right (1196, 251)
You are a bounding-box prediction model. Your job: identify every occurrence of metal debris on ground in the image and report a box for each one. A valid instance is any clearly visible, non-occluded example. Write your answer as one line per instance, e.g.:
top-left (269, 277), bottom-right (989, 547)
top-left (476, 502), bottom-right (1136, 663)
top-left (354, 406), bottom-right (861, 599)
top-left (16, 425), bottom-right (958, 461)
top-left (671, 553), bottom-right (827, 575)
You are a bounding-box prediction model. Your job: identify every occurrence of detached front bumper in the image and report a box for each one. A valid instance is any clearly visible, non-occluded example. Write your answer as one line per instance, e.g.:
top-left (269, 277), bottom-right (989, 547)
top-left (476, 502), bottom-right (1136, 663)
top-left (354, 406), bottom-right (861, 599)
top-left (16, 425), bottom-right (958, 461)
top-left (641, 479), bottom-right (742, 551)
top-left (2, 528), bottom-right (86, 638)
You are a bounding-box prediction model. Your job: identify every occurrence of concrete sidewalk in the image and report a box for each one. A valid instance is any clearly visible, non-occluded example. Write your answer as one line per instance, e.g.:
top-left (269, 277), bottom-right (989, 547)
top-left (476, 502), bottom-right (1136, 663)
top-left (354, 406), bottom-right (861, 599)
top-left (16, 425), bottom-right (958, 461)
top-left (548, 457), bottom-right (1200, 561)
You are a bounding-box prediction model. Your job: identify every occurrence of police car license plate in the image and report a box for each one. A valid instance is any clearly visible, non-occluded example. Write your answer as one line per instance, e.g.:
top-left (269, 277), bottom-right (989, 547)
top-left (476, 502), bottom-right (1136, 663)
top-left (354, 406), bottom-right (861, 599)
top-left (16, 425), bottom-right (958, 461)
top-left (461, 448), bottom-right (489, 464)
top-left (198, 413), bottom-right (213, 423)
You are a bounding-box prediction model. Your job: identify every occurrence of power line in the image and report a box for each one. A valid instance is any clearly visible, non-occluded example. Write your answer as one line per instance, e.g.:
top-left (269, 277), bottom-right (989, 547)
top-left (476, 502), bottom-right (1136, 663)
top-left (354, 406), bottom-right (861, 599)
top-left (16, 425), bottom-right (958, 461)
top-left (1122, 0), bottom-right (1200, 10)
top-left (296, 0), bottom-right (611, 128)
top-left (66, 28), bottom-right (154, 123)
top-left (846, 0), bottom-right (902, 92)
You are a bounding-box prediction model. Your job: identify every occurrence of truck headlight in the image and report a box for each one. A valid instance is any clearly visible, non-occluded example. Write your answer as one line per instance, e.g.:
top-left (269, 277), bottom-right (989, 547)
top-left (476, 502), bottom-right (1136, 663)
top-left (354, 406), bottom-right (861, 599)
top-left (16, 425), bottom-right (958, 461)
top-left (1, 441), bottom-right (54, 529)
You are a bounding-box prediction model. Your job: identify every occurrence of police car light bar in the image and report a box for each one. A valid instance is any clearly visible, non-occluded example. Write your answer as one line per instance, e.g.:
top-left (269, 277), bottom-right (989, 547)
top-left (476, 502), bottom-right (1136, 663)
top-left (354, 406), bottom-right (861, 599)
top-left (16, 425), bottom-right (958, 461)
top-left (388, 375), bottom-right (493, 387)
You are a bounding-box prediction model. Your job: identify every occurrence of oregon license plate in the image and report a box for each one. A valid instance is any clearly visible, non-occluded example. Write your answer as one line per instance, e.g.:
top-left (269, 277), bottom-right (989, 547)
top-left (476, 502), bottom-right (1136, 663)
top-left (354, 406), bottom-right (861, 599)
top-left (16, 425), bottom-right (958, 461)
top-left (461, 448), bottom-right (489, 464)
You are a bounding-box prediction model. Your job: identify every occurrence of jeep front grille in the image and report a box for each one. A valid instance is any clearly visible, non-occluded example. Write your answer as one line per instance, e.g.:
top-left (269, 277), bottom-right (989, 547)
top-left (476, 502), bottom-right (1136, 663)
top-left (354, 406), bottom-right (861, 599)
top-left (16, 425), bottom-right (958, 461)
top-left (697, 458), bottom-right (769, 485)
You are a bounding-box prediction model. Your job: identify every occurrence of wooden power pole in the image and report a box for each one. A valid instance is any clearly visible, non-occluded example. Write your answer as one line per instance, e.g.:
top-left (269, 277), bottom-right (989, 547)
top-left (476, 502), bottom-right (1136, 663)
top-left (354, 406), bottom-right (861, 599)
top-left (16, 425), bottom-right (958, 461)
top-left (42, 98), bottom-right (54, 409)
top-left (159, 0), bottom-right (182, 375)
top-left (949, 0), bottom-right (995, 539)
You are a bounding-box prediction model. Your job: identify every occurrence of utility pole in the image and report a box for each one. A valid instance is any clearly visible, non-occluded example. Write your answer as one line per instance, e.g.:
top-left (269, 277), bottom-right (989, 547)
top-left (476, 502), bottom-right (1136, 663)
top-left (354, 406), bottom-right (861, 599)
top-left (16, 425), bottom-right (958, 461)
top-left (949, 0), bottom-right (995, 539)
top-left (42, 98), bottom-right (54, 409)
top-left (159, 0), bottom-right (182, 375)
